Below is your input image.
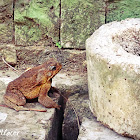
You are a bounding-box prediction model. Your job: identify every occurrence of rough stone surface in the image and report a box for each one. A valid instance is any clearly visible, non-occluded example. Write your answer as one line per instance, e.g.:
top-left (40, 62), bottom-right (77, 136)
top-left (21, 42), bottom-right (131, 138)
top-left (62, 94), bottom-right (92, 140)
top-left (78, 118), bottom-right (134, 140)
top-left (106, 0), bottom-right (140, 23)
top-left (53, 73), bottom-right (88, 96)
top-left (1, 44), bottom-right (17, 66)
top-left (0, 0), bottom-right (13, 43)
top-left (14, 0), bottom-right (60, 46)
top-left (61, 0), bottom-right (105, 49)
top-left (86, 18), bottom-right (140, 140)
top-left (1, 0), bottom-right (140, 48)
top-left (113, 28), bottom-right (140, 56)
top-left (62, 93), bottom-right (134, 140)
top-left (0, 70), bottom-right (63, 140)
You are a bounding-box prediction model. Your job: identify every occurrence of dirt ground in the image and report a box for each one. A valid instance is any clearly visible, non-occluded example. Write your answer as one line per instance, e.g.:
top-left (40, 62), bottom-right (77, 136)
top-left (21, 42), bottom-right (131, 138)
top-left (0, 45), bottom-right (87, 76)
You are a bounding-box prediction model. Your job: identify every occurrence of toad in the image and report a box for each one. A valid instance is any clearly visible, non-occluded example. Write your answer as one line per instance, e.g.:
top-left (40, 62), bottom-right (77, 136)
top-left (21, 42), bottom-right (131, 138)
top-left (3, 58), bottom-right (62, 111)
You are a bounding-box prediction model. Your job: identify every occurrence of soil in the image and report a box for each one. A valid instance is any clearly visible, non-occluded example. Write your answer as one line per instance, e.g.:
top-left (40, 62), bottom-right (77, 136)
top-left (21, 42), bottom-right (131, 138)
top-left (0, 45), bottom-right (87, 77)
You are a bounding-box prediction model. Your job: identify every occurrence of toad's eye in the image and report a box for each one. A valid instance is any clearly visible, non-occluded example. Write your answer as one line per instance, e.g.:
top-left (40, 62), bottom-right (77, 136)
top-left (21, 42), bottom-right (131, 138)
top-left (50, 66), bottom-right (56, 71)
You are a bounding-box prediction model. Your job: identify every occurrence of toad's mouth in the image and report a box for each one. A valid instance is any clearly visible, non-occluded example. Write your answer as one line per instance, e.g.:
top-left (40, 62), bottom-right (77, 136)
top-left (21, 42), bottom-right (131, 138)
top-left (56, 63), bottom-right (62, 74)
top-left (51, 63), bottom-right (62, 79)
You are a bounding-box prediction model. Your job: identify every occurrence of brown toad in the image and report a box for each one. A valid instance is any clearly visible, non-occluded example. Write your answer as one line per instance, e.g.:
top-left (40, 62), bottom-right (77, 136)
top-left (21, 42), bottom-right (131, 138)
top-left (3, 58), bottom-right (62, 111)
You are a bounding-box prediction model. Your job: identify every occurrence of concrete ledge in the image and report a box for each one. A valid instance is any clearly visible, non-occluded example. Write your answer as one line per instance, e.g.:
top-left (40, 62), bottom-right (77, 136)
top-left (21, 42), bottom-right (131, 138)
top-left (78, 118), bottom-right (133, 140)
top-left (86, 18), bottom-right (140, 139)
top-left (0, 70), bottom-right (63, 140)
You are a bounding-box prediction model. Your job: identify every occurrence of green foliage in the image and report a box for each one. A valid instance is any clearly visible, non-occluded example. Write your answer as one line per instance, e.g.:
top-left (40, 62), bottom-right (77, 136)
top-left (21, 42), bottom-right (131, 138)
top-left (56, 42), bottom-right (62, 48)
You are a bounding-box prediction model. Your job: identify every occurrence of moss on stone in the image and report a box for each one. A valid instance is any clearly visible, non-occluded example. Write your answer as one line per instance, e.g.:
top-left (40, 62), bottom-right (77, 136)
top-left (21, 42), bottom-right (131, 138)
top-left (106, 0), bottom-right (140, 22)
top-left (0, 0), bottom-right (13, 43)
top-left (61, 0), bottom-right (105, 49)
top-left (14, 0), bottom-right (60, 46)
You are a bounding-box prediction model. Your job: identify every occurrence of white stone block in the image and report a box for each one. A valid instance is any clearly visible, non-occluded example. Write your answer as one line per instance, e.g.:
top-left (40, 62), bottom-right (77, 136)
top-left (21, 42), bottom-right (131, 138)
top-left (86, 18), bottom-right (140, 140)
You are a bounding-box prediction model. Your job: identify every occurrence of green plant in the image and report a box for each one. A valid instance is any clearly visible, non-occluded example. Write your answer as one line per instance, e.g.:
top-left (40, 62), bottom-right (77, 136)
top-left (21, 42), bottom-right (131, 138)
top-left (56, 42), bottom-right (62, 48)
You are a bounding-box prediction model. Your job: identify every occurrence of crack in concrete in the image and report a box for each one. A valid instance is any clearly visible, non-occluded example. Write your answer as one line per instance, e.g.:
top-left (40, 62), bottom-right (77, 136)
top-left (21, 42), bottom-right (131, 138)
top-left (12, 0), bottom-right (15, 44)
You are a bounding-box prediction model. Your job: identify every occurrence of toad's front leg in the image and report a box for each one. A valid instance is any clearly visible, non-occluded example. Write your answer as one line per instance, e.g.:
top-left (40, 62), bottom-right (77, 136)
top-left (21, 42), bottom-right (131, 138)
top-left (38, 83), bottom-right (61, 109)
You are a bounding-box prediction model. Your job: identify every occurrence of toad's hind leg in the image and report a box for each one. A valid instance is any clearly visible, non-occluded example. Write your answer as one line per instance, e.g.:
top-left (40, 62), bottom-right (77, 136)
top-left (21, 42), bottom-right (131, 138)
top-left (3, 92), bottom-right (47, 112)
top-left (3, 91), bottom-right (28, 111)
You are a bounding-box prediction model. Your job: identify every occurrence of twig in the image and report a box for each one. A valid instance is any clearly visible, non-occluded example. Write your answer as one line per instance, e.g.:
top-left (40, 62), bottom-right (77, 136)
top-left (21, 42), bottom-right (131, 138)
top-left (2, 57), bottom-right (20, 73)
top-left (28, 108), bottom-right (47, 112)
top-left (0, 104), bottom-right (47, 112)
